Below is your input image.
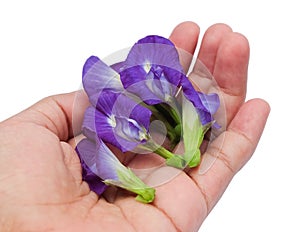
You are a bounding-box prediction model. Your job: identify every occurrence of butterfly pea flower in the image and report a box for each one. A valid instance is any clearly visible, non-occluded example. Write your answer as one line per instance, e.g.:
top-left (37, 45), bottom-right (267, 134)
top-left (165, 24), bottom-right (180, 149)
top-left (119, 36), bottom-right (220, 140)
top-left (82, 91), bottom-right (152, 153)
top-left (82, 36), bottom-right (219, 128)
top-left (82, 36), bottom-right (183, 132)
top-left (80, 34), bottom-right (220, 169)
top-left (76, 34), bottom-right (223, 205)
top-left (124, 35), bottom-right (220, 127)
top-left (76, 144), bottom-right (108, 196)
top-left (82, 56), bottom-right (124, 107)
top-left (119, 35), bottom-right (184, 105)
top-left (82, 90), bottom-right (186, 169)
top-left (76, 138), bottom-right (155, 203)
top-left (120, 35), bottom-right (221, 167)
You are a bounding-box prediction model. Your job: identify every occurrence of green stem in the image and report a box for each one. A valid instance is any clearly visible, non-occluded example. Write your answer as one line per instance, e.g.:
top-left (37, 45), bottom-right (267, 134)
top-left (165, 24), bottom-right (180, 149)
top-left (153, 144), bottom-right (186, 169)
top-left (154, 146), bottom-right (175, 159)
top-left (168, 106), bottom-right (181, 125)
top-left (147, 105), bottom-right (179, 143)
top-left (155, 102), bottom-right (181, 126)
top-left (141, 139), bottom-right (185, 169)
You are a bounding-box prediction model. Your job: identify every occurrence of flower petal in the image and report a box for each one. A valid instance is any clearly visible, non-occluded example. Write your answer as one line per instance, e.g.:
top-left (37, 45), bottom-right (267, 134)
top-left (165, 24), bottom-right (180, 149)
top-left (110, 61), bottom-right (125, 73)
top-left (94, 138), bottom-right (156, 203)
top-left (82, 56), bottom-right (123, 106)
top-left (94, 139), bottom-right (120, 180)
top-left (82, 106), bottom-right (134, 152)
top-left (82, 91), bottom-right (152, 152)
top-left (180, 76), bottom-right (215, 125)
top-left (136, 35), bottom-right (175, 45)
top-left (108, 92), bottom-right (151, 128)
top-left (82, 55), bottom-right (100, 77)
top-left (120, 66), bottom-right (161, 104)
top-left (126, 35), bottom-right (181, 71)
top-left (76, 138), bottom-right (155, 203)
top-left (120, 35), bottom-right (184, 105)
top-left (75, 139), bottom-right (108, 195)
top-left (198, 92), bottom-right (220, 115)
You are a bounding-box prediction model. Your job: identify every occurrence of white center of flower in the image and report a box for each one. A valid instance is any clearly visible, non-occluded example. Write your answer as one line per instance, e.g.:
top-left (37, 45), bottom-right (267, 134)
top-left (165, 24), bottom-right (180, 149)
top-left (164, 94), bottom-right (172, 103)
top-left (143, 60), bottom-right (151, 73)
top-left (138, 130), bottom-right (148, 141)
top-left (108, 114), bottom-right (116, 128)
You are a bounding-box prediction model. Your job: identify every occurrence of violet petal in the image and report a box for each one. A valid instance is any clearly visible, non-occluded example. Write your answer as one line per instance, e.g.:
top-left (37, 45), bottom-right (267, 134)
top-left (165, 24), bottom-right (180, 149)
top-left (198, 92), bottom-right (220, 115)
top-left (76, 139), bottom-right (108, 195)
top-left (120, 35), bottom-right (184, 105)
top-left (136, 35), bottom-right (175, 46)
top-left (82, 56), bottom-right (123, 107)
top-left (82, 91), bottom-right (152, 152)
top-left (82, 55), bottom-right (100, 77)
top-left (181, 76), bottom-right (216, 125)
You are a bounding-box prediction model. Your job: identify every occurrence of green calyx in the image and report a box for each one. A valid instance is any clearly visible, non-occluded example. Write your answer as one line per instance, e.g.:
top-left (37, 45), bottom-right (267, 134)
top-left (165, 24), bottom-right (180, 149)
top-left (184, 149), bottom-right (201, 168)
top-left (104, 166), bottom-right (156, 204)
top-left (166, 155), bottom-right (186, 169)
top-left (135, 187), bottom-right (156, 203)
top-left (181, 96), bottom-right (209, 168)
top-left (153, 145), bottom-right (186, 169)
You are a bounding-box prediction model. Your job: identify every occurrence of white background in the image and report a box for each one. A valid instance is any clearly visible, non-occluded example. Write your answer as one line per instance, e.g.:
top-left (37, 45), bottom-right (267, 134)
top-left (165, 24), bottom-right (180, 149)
top-left (0, 1), bottom-right (299, 231)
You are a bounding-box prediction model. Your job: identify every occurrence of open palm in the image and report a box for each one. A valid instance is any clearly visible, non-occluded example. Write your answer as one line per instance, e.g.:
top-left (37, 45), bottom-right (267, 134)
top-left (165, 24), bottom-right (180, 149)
top-left (0, 22), bottom-right (270, 232)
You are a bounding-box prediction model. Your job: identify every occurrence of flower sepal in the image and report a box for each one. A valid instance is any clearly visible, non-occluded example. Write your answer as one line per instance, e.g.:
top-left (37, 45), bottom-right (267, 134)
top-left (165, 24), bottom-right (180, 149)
top-left (182, 96), bottom-right (205, 168)
top-left (135, 188), bottom-right (156, 204)
top-left (165, 155), bottom-right (186, 169)
top-left (104, 167), bottom-right (155, 203)
top-left (185, 149), bottom-right (201, 168)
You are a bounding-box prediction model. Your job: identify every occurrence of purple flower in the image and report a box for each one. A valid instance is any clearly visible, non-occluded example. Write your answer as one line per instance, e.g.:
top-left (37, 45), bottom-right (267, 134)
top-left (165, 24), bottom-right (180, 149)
top-left (76, 34), bottom-right (224, 204)
top-left (119, 35), bottom-right (184, 105)
top-left (76, 141), bottom-right (108, 195)
top-left (119, 35), bottom-right (219, 127)
top-left (76, 138), bottom-right (155, 203)
top-left (79, 34), bottom-right (222, 180)
top-left (82, 56), bottom-right (124, 107)
top-left (82, 35), bottom-right (219, 128)
top-left (82, 91), bottom-right (152, 152)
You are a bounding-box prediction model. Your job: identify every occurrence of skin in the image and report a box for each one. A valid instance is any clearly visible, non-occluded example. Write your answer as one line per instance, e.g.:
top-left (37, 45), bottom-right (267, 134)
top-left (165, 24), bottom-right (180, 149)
top-left (0, 22), bottom-right (270, 232)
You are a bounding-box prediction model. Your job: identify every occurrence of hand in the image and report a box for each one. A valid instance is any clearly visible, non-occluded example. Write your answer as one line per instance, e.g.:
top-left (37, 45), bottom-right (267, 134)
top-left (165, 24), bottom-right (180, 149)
top-left (0, 22), bottom-right (270, 232)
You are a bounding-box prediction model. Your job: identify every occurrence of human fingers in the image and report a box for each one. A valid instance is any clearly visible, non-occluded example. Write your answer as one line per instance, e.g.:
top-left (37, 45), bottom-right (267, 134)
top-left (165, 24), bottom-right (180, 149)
top-left (191, 27), bottom-right (249, 128)
top-left (196, 23), bottom-right (233, 74)
top-left (169, 21), bottom-right (200, 73)
top-left (188, 98), bottom-right (270, 213)
top-left (212, 31), bottom-right (250, 125)
top-left (184, 25), bottom-right (249, 129)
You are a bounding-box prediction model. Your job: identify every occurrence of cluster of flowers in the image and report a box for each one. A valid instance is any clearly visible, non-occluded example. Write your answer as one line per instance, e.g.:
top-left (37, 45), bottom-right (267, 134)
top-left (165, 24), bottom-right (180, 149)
top-left (75, 35), bottom-right (220, 203)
